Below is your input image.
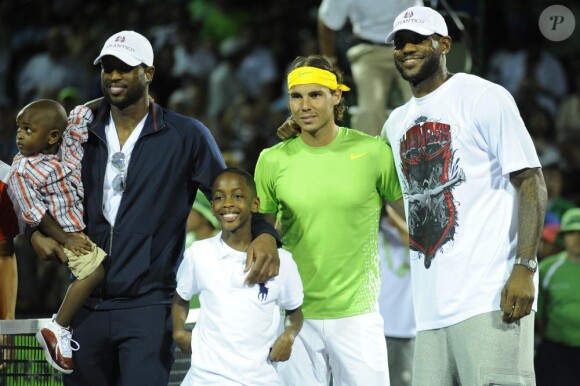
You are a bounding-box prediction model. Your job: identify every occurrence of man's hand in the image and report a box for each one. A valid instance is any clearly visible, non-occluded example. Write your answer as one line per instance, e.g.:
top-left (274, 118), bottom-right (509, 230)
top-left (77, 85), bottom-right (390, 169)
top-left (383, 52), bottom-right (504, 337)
top-left (30, 231), bottom-right (68, 264)
top-left (500, 265), bottom-right (535, 323)
top-left (276, 119), bottom-right (301, 141)
top-left (269, 331), bottom-right (295, 362)
top-left (173, 329), bottom-right (192, 355)
top-left (63, 234), bottom-right (93, 256)
top-left (244, 233), bottom-right (280, 285)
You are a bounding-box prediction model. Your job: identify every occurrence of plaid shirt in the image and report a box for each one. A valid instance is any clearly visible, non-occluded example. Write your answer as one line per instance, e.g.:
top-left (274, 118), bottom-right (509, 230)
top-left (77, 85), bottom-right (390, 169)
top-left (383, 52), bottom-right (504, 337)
top-left (9, 106), bottom-right (92, 232)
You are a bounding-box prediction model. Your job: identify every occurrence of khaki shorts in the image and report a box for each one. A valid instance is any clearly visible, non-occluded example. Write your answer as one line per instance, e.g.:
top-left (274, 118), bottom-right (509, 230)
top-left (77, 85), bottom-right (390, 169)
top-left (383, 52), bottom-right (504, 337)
top-left (64, 234), bottom-right (107, 280)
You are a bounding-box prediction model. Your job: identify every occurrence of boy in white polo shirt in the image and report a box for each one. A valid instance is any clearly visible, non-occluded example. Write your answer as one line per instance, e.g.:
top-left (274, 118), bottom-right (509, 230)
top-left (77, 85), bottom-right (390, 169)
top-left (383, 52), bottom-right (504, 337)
top-left (172, 167), bottom-right (304, 386)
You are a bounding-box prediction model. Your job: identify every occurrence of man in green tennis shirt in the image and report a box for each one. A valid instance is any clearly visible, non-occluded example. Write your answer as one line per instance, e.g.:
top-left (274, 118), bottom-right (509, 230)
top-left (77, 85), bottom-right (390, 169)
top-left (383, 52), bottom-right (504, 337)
top-left (254, 54), bottom-right (404, 386)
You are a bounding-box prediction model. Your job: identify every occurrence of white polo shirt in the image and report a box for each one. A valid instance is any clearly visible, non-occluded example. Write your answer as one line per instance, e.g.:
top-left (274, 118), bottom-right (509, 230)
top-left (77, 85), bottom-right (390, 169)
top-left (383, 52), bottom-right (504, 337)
top-left (176, 233), bottom-right (303, 386)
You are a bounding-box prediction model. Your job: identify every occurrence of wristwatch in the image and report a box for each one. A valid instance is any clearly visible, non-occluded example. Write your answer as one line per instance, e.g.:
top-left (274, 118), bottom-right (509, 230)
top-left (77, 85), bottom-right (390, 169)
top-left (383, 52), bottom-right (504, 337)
top-left (514, 257), bottom-right (538, 273)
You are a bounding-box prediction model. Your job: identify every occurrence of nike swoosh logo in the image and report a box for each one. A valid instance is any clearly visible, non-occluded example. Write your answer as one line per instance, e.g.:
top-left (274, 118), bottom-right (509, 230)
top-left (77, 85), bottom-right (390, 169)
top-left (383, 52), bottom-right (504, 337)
top-left (350, 152), bottom-right (368, 160)
top-left (298, 71), bottom-right (312, 77)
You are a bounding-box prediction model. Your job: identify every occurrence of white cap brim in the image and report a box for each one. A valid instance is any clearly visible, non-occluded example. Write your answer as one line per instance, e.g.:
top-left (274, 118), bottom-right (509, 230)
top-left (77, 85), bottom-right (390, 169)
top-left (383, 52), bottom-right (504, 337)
top-left (93, 50), bottom-right (143, 66)
top-left (385, 25), bottom-right (438, 44)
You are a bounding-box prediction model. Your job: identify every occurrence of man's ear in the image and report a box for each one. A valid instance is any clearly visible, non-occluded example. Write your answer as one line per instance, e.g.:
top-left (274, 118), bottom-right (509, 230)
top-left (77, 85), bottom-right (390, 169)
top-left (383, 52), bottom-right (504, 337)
top-left (145, 66), bottom-right (155, 84)
top-left (48, 129), bottom-right (61, 145)
top-left (332, 88), bottom-right (342, 106)
top-left (440, 36), bottom-right (453, 55)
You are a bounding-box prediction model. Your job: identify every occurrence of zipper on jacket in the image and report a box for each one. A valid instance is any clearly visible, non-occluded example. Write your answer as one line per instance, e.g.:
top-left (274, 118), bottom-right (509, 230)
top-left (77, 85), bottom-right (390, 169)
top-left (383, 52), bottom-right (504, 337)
top-left (109, 226), bottom-right (114, 256)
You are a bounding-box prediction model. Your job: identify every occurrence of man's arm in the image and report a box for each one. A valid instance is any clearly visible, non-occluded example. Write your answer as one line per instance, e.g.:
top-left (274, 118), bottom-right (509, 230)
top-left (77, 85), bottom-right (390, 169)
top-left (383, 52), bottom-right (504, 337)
top-left (0, 239), bottom-right (17, 320)
top-left (246, 213), bottom-right (281, 285)
top-left (318, 18), bottom-right (337, 65)
top-left (171, 292), bottom-right (192, 354)
top-left (29, 230), bottom-right (68, 263)
top-left (387, 198), bottom-right (406, 222)
top-left (501, 167), bottom-right (547, 322)
top-left (38, 213), bottom-right (91, 255)
top-left (386, 205), bottom-right (409, 245)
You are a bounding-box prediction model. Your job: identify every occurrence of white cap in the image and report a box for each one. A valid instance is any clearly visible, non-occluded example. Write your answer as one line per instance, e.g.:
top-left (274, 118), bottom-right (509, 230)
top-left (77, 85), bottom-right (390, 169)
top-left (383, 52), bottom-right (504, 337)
top-left (93, 31), bottom-right (154, 66)
top-left (385, 6), bottom-right (448, 43)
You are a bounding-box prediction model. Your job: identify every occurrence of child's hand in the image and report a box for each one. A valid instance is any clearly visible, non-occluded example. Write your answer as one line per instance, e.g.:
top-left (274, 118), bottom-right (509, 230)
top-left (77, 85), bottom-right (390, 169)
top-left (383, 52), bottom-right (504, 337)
top-left (268, 331), bottom-right (295, 362)
top-left (173, 330), bottom-right (192, 354)
top-left (63, 234), bottom-right (93, 256)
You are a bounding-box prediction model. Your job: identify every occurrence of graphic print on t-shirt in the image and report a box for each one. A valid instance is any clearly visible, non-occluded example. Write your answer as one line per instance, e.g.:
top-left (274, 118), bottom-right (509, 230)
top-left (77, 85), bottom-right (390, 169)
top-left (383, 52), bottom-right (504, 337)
top-left (399, 116), bottom-right (465, 269)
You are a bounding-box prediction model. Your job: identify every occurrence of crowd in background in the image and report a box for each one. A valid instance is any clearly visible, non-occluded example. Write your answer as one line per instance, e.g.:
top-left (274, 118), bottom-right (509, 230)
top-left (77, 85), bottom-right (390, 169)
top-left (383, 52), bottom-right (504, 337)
top-left (0, 0), bottom-right (578, 318)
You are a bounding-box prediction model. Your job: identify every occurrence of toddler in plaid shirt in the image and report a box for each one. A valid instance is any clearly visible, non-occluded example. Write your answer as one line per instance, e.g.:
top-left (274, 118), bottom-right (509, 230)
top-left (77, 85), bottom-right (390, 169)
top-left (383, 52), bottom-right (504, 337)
top-left (9, 99), bottom-right (107, 374)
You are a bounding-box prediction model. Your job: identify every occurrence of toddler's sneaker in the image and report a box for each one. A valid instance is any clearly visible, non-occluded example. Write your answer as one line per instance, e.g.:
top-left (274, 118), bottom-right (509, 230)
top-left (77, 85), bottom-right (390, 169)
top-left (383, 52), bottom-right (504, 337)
top-left (35, 319), bottom-right (79, 374)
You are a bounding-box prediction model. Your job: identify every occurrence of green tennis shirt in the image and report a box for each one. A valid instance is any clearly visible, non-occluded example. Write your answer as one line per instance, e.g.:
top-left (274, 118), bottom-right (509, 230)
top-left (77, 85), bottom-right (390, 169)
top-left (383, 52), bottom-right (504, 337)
top-left (255, 127), bottom-right (402, 319)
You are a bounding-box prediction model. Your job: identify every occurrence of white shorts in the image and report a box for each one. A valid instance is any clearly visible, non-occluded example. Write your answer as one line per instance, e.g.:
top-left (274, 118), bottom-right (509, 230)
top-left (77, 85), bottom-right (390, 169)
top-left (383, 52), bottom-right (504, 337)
top-left (276, 312), bottom-right (390, 386)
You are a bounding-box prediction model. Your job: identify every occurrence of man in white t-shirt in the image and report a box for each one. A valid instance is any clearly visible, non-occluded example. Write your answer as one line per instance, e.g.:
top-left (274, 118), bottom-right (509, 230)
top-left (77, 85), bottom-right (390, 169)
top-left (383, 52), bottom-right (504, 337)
top-left (382, 6), bottom-right (547, 386)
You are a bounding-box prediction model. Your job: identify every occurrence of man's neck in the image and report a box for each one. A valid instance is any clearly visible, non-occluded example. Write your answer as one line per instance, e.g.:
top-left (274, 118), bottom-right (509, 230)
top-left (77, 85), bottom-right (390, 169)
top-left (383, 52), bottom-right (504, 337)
top-left (110, 99), bottom-right (150, 147)
top-left (301, 123), bottom-right (338, 147)
top-left (411, 69), bottom-right (453, 98)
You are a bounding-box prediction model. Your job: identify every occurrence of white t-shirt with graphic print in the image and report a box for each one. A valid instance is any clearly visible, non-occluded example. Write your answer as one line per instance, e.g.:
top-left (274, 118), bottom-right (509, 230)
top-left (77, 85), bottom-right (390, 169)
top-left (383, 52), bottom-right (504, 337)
top-left (176, 233), bottom-right (303, 385)
top-left (382, 73), bottom-right (540, 331)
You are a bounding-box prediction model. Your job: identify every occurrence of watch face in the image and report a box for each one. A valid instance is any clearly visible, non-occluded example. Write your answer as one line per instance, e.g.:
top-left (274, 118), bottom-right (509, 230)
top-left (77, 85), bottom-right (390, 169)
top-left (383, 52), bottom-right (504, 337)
top-left (529, 260), bottom-right (538, 270)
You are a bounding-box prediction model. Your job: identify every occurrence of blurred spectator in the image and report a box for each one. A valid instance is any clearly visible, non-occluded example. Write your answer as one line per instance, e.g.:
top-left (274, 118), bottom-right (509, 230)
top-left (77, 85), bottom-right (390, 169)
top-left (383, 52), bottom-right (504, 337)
top-left (17, 26), bottom-right (91, 105)
top-left (536, 208), bottom-right (580, 386)
top-left (539, 211), bottom-right (562, 262)
top-left (318, 0), bottom-right (422, 136)
top-left (543, 159), bottom-right (576, 221)
top-left (187, 0), bottom-right (250, 45)
top-left (222, 95), bottom-right (276, 173)
top-left (486, 33), bottom-right (567, 117)
top-left (185, 190), bottom-right (220, 250)
top-left (555, 64), bottom-right (580, 142)
top-left (236, 26), bottom-right (279, 103)
top-left (537, 158), bottom-right (577, 261)
top-left (171, 24), bottom-right (217, 85)
top-left (207, 36), bottom-right (247, 146)
top-left (57, 87), bottom-right (80, 115)
top-left (147, 41), bottom-right (182, 108)
top-left (555, 64), bottom-right (580, 175)
top-left (0, 26), bottom-right (16, 108)
top-left (168, 83), bottom-right (207, 123)
top-left (524, 107), bottom-right (559, 167)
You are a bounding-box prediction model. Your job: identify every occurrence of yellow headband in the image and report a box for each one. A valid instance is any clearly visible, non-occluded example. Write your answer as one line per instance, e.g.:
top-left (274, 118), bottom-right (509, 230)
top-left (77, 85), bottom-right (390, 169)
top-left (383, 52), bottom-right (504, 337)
top-left (287, 66), bottom-right (350, 92)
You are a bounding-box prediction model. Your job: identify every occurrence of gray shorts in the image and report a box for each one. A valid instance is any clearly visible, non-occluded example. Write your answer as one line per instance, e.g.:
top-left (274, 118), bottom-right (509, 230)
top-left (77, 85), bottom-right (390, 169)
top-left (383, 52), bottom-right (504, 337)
top-left (413, 311), bottom-right (536, 386)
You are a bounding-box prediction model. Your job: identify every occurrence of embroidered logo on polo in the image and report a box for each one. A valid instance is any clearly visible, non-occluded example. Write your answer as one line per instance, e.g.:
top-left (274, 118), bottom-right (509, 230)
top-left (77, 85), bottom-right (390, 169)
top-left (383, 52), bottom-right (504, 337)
top-left (399, 116), bottom-right (465, 269)
top-left (258, 283), bottom-right (269, 302)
